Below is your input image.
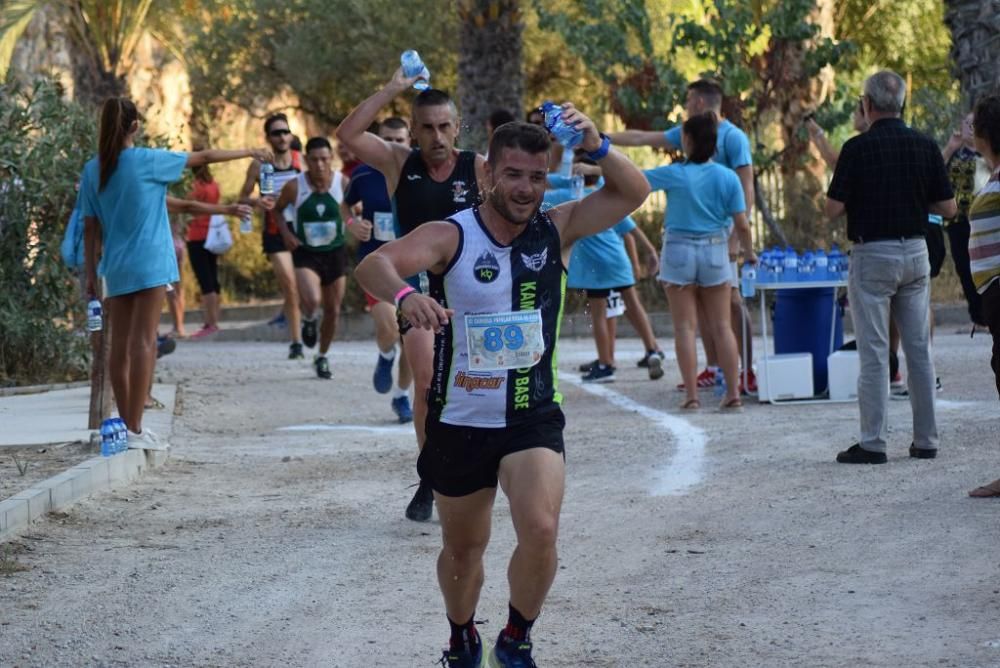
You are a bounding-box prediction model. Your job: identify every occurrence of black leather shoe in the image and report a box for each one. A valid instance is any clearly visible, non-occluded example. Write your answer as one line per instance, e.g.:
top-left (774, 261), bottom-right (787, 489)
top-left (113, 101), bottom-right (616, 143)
top-left (836, 443), bottom-right (888, 464)
top-left (909, 443), bottom-right (937, 459)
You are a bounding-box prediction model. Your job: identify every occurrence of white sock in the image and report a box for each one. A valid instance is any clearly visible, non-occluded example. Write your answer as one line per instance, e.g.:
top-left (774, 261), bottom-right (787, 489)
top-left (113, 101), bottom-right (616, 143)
top-left (392, 386), bottom-right (408, 399)
top-left (379, 347), bottom-right (396, 361)
top-left (316, 352), bottom-right (327, 359)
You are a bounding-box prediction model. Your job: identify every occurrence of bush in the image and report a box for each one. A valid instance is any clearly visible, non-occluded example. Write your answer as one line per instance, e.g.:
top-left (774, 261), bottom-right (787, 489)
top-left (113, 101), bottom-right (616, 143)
top-left (0, 79), bottom-right (95, 386)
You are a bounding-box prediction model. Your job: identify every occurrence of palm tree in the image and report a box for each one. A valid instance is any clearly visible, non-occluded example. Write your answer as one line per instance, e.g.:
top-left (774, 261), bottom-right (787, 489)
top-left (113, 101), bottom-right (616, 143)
top-left (456, 0), bottom-right (525, 153)
top-left (0, 0), bottom-right (176, 108)
top-left (944, 0), bottom-right (1000, 105)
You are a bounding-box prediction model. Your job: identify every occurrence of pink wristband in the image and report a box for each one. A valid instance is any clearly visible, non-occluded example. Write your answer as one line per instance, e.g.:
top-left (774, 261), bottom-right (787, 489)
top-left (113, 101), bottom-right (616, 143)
top-left (346, 216), bottom-right (354, 227)
top-left (394, 285), bottom-right (416, 307)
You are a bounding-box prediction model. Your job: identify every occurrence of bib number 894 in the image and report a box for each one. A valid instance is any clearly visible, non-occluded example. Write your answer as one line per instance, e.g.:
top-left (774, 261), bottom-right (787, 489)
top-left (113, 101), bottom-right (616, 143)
top-left (483, 325), bottom-right (524, 352)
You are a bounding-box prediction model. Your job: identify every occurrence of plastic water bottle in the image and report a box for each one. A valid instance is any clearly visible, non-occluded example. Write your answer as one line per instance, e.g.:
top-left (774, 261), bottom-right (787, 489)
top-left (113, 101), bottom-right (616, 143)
top-left (740, 262), bottom-right (756, 298)
top-left (100, 419), bottom-right (114, 457)
top-left (87, 299), bottom-right (102, 332)
top-left (757, 250), bottom-right (770, 282)
top-left (828, 244), bottom-right (843, 280)
top-left (783, 246), bottom-right (799, 281)
top-left (772, 246), bottom-right (785, 280)
top-left (559, 147), bottom-right (574, 178)
top-left (259, 162), bottom-right (275, 196)
top-left (540, 101), bottom-right (583, 149)
top-left (571, 174), bottom-right (584, 200)
top-left (800, 251), bottom-right (815, 280)
top-left (114, 418), bottom-right (127, 454)
top-left (714, 371), bottom-right (726, 398)
top-left (400, 50), bottom-right (430, 90)
top-left (814, 248), bottom-right (829, 280)
top-left (240, 216), bottom-right (252, 234)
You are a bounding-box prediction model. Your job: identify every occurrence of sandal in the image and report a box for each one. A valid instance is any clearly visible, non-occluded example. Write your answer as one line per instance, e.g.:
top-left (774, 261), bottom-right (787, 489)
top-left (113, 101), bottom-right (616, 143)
top-left (145, 396), bottom-right (166, 410)
top-left (969, 478), bottom-right (1000, 498)
top-left (679, 398), bottom-right (700, 410)
top-left (719, 397), bottom-right (744, 413)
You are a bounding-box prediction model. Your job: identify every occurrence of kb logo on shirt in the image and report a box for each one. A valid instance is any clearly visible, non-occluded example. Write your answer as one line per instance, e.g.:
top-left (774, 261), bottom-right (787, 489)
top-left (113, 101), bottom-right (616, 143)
top-left (474, 250), bottom-right (501, 283)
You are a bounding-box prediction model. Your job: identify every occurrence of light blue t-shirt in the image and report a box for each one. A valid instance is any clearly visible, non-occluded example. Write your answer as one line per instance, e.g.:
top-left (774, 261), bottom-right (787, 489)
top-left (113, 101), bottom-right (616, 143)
top-left (663, 119), bottom-right (753, 170)
top-left (644, 162), bottom-right (746, 236)
top-left (79, 147), bottom-right (188, 297)
top-left (543, 186), bottom-right (637, 289)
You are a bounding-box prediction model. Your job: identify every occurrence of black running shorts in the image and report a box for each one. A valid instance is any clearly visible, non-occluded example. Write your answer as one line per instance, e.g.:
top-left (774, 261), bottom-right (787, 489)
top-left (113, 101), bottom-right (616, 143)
top-left (292, 246), bottom-right (348, 286)
top-left (262, 231), bottom-right (288, 255)
top-left (418, 408), bottom-right (566, 497)
top-left (585, 285), bottom-right (633, 299)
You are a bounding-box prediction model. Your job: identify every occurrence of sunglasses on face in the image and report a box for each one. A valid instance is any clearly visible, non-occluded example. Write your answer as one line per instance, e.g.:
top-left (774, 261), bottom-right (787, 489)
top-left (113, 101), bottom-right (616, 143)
top-left (268, 129), bottom-right (292, 138)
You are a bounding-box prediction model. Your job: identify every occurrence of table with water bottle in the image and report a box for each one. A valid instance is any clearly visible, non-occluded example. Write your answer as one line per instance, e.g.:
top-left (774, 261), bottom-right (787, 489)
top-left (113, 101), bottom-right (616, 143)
top-left (741, 244), bottom-right (852, 404)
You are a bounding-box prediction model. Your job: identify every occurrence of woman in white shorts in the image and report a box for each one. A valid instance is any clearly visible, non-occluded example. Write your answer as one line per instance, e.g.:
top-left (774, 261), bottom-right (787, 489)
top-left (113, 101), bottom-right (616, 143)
top-left (644, 112), bottom-right (756, 410)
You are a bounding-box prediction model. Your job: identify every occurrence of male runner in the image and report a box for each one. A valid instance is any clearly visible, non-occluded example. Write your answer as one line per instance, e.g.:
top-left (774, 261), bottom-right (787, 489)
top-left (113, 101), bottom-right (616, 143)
top-left (341, 117), bottom-right (414, 423)
top-left (356, 110), bottom-right (650, 668)
top-left (610, 78), bottom-right (758, 392)
top-left (337, 73), bottom-right (486, 522)
top-left (271, 137), bottom-right (346, 380)
top-left (239, 113), bottom-right (306, 359)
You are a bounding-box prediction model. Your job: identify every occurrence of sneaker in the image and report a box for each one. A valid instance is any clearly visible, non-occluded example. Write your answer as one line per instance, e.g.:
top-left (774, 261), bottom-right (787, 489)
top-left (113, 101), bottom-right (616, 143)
top-left (835, 443), bottom-right (887, 464)
top-left (288, 342), bottom-right (304, 360)
top-left (738, 369), bottom-right (758, 395)
top-left (489, 633), bottom-right (536, 668)
top-left (127, 429), bottom-right (168, 451)
top-left (190, 325), bottom-right (219, 339)
top-left (890, 370), bottom-right (904, 388)
top-left (301, 318), bottom-right (318, 348)
top-left (405, 480), bottom-right (434, 522)
top-left (637, 350), bottom-right (665, 368)
top-left (268, 312), bottom-right (287, 328)
top-left (909, 443), bottom-right (937, 459)
top-left (647, 355), bottom-right (664, 380)
top-left (391, 395), bottom-right (414, 423)
top-left (581, 364), bottom-right (615, 383)
top-left (373, 352), bottom-right (395, 394)
top-left (677, 367), bottom-right (716, 392)
top-left (439, 643), bottom-right (485, 668)
top-left (314, 355), bottom-right (332, 379)
top-left (892, 378), bottom-right (942, 401)
top-left (156, 336), bottom-right (176, 359)
top-left (936, 377), bottom-right (943, 392)
top-left (578, 358), bottom-right (599, 373)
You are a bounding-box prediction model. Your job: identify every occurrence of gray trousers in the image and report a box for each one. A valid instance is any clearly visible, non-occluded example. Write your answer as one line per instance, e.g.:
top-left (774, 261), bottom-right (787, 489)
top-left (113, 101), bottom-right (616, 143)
top-left (847, 239), bottom-right (938, 452)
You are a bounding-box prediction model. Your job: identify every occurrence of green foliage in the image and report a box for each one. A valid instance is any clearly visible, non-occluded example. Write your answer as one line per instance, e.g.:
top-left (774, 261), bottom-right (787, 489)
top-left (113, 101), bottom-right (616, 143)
top-left (0, 79), bottom-right (94, 386)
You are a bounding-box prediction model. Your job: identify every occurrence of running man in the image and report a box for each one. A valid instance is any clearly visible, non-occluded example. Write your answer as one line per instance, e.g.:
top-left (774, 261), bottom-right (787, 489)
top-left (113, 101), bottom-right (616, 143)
top-left (356, 110), bottom-right (649, 667)
top-left (239, 113), bottom-right (306, 359)
top-left (340, 117), bottom-right (414, 423)
top-left (610, 78), bottom-right (758, 393)
top-left (336, 74), bottom-right (485, 522)
top-left (271, 137), bottom-right (347, 380)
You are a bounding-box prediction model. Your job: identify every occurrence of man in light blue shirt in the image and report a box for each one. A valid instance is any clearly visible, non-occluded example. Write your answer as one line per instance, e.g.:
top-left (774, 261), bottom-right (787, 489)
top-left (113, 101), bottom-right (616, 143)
top-left (610, 78), bottom-right (758, 393)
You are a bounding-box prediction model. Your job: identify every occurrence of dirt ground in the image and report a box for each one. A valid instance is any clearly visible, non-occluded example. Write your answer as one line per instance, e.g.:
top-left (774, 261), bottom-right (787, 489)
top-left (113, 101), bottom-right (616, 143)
top-left (0, 442), bottom-right (95, 500)
top-left (1, 332), bottom-right (998, 667)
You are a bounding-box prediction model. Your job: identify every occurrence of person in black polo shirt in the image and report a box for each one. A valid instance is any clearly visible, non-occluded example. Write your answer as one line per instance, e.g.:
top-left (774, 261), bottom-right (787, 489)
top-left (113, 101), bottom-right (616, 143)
top-left (825, 70), bottom-right (957, 465)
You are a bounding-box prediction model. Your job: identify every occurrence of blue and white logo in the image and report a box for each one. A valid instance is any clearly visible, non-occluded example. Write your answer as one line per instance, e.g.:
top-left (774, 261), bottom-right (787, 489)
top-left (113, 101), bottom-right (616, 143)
top-left (474, 250), bottom-right (501, 283)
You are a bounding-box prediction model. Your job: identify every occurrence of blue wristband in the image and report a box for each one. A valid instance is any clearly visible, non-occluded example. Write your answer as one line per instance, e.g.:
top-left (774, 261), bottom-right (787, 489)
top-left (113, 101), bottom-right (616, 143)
top-left (585, 134), bottom-right (611, 161)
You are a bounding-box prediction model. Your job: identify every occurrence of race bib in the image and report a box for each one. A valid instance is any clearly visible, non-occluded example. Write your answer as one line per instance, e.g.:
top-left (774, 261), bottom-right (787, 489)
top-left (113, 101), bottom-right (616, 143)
top-left (303, 221), bottom-right (339, 247)
top-left (466, 309), bottom-right (545, 371)
top-left (373, 211), bottom-right (396, 242)
top-left (606, 290), bottom-right (626, 318)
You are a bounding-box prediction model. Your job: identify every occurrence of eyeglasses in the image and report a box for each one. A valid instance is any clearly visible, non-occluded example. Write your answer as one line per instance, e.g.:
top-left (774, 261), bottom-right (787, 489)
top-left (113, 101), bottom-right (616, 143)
top-left (857, 95), bottom-right (866, 112)
top-left (268, 129), bottom-right (292, 137)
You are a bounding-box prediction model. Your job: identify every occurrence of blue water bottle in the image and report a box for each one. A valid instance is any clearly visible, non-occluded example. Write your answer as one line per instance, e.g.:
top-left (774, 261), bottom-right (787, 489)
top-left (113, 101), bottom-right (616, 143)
top-left (400, 50), bottom-right (430, 90)
top-left (714, 372), bottom-right (726, 398)
top-left (113, 418), bottom-right (127, 454)
top-left (540, 101), bottom-right (583, 149)
top-left (100, 419), bottom-right (114, 457)
top-left (828, 244), bottom-right (843, 279)
top-left (783, 246), bottom-right (799, 281)
top-left (814, 248), bottom-right (829, 280)
top-left (800, 251), bottom-right (815, 280)
top-left (740, 262), bottom-right (756, 298)
top-left (772, 246), bottom-right (785, 280)
top-left (87, 298), bottom-right (102, 332)
top-left (259, 162), bottom-right (275, 196)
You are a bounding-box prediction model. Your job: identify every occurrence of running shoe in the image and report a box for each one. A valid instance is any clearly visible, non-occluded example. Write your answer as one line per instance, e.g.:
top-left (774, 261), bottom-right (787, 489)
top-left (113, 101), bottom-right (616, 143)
top-left (314, 355), bottom-right (332, 380)
top-left (127, 428), bottom-right (168, 451)
top-left (578, 358), bottom-right (599, 373)
top-left (405, 480), bottom-right (434, 522)
top-left (890, 370), bottom-right (904, 389)
top-left (373, 353), bottom-right (395, 394)
top-left (637, 349), bottom-right (665, 368)
top-left (439, 643), bottom-right (485, 668)
top-left (190, 324), bottom-right (219, 339)
top-left (739, 369), bottom-right (758, 395)
top-left (288, 342), bottom-right (304, 360)
top-left (647, 355), bottom-right (664, 380)
top-left (391, 395), bottom-right (414, 423)
top-left (301, 317), bottom-right (318, 348)
top-left (156, 336), bottom-right (176, 359)
top-left (489, 634), bottom-right (536, 668)
top-left (677, 367), bottom-right (716, 391)
top-left (581, 364), bottom-right (615, 383)
top-left (268, 312), bottom-right (287, 328)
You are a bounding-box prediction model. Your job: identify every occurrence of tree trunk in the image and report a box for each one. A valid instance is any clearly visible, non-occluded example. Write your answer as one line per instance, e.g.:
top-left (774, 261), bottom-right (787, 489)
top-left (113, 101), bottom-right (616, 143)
top-left (457, 0), bottom-right (525, 154)
top-left (944, 0), bottom-right (1000, 106)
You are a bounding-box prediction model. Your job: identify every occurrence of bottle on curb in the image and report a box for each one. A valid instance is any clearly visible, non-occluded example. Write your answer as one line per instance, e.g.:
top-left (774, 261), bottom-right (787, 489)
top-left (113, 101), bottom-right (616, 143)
top-left (400, 50), bottom-right (430, 90)
top-left (540, 101), bottom-right (583, 149)
top-left (100, 419), bottom-right (114, 457)
top-left (740, 262), bottom-right (756, 298)
top-left (87, 298), bottom-right (102, 332)
top-left (113, 418), bottom-right (127, 454)
top-left (714, 371), bottom-right (726, 398)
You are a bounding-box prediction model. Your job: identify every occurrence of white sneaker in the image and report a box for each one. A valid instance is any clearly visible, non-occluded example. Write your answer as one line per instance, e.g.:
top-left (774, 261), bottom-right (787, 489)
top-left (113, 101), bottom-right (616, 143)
top-left (127, 429), bottom-right (169, 451)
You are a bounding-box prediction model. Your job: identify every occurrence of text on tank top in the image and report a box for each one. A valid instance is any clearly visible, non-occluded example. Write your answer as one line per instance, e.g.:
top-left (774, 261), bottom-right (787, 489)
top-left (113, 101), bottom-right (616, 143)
top-left (427, 206), bottom-right (567, 429)
top-left (394, 149), bottom-right (480, 236)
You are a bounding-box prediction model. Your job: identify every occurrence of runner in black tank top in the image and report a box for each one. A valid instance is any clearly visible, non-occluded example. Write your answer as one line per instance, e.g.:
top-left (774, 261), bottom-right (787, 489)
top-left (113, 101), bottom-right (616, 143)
top-left (394, 148), bottom-right (479, 236)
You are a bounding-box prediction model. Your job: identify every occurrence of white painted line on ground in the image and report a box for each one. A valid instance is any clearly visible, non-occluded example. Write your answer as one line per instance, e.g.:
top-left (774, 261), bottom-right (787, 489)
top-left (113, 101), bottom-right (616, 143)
top-left (276, 424), bottom-right (413, 435)
top-left (559, 373), bottom-right (706, 496)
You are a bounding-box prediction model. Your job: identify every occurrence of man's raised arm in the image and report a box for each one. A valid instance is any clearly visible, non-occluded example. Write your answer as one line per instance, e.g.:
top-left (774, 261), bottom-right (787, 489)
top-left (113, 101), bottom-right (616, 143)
top-left (335, 69), bottom-right (419, 195)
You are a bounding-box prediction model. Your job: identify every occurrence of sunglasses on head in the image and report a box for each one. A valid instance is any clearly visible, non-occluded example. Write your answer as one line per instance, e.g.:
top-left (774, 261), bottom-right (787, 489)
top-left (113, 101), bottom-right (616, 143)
top-left (268, 128), bottom-right (291, 137)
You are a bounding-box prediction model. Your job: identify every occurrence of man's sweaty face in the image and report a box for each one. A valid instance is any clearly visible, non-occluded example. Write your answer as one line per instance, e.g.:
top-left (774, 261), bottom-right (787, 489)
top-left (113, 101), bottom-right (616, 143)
top-left (412, 105), bottom-right (459, 164)
top-left (487, 147), bottom-right (549, 226)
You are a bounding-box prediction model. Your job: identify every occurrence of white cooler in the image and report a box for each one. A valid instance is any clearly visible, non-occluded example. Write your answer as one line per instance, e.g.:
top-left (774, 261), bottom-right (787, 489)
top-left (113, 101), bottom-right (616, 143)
top-left (759, 353), bottom-right (814, 401)
top-left (827, 350), bottom-right (860, 401)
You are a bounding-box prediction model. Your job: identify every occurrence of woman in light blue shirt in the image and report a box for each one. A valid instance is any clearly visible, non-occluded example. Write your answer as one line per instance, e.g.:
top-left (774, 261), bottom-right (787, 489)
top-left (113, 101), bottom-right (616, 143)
top-left (81, 97), bottom-right (269, 449)
top-left (644, 113), bottom-right (755, 411)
